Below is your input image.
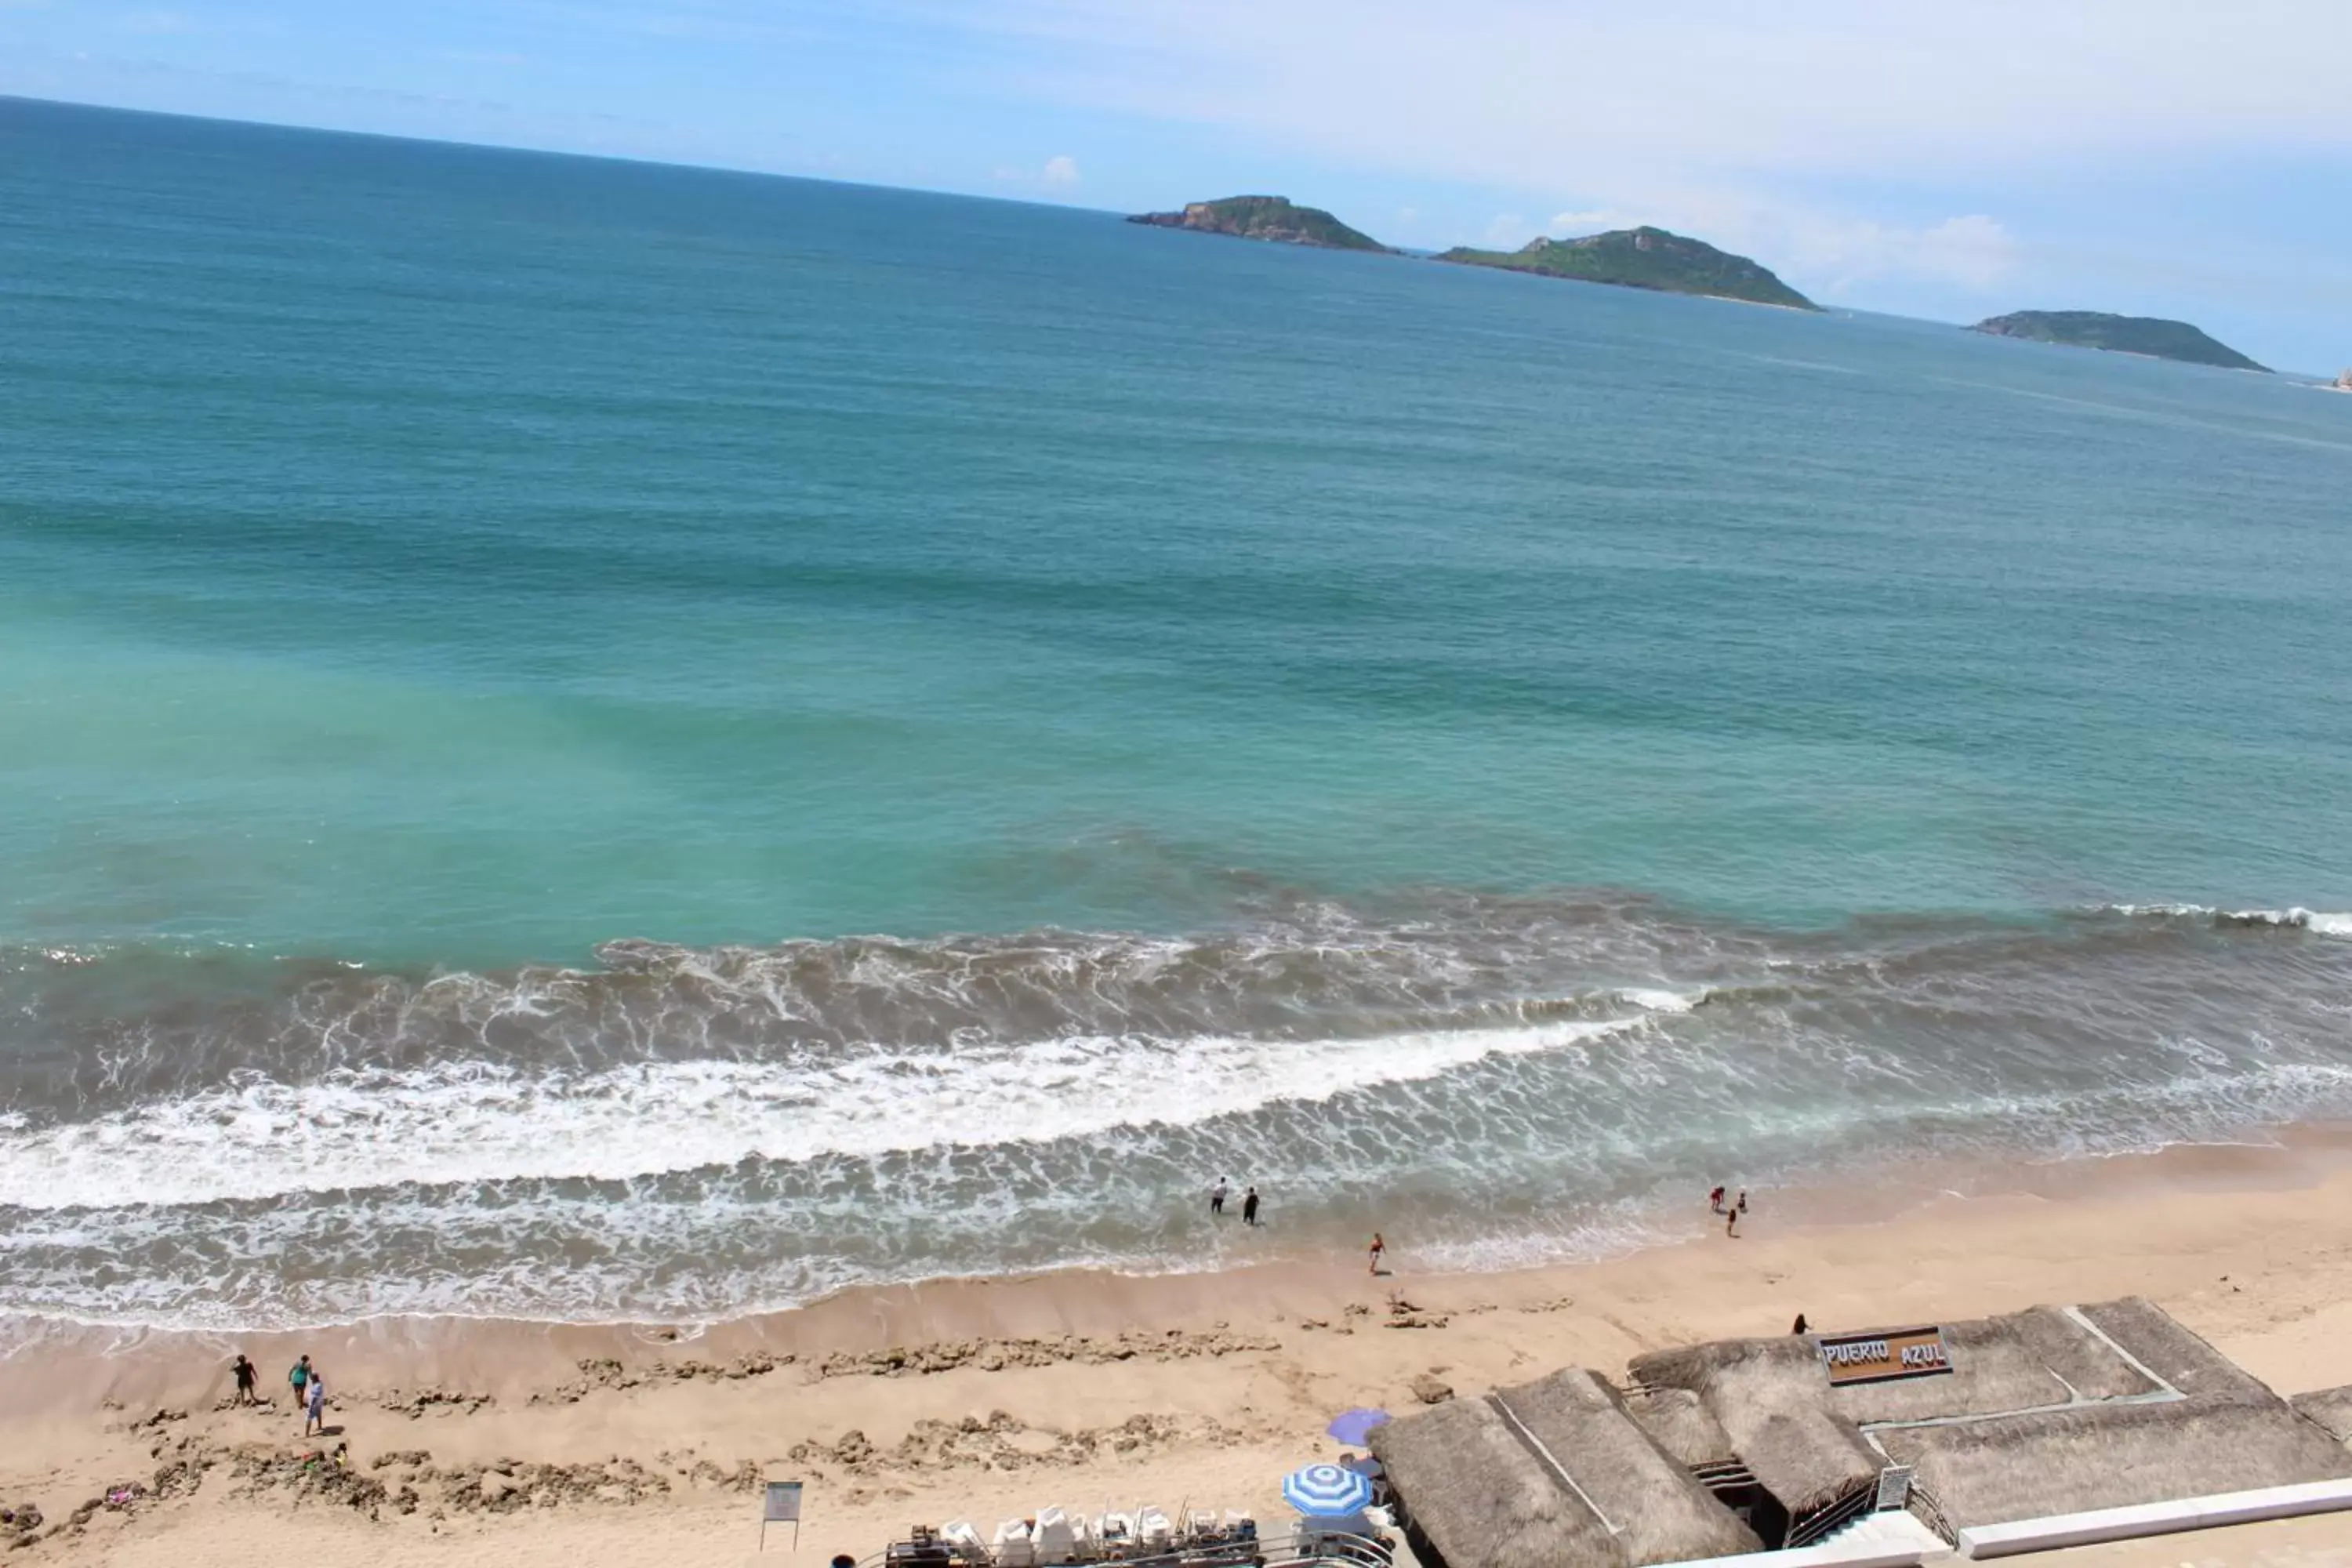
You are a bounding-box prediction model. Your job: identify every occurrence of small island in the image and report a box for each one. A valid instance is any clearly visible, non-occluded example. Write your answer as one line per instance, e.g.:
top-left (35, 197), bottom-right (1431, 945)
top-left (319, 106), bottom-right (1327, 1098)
top-left (1127, 195), bottom-right (1390, 252)
top-left (1435, 226), bottom-right (1818, 310)
top-left (1969, 310), bottom-right (2269, 373)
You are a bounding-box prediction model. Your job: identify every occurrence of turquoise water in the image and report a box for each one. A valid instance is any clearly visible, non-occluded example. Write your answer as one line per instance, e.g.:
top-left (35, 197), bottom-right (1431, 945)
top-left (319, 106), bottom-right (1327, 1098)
top-left (3, 98), bottom-right (2351, 1326)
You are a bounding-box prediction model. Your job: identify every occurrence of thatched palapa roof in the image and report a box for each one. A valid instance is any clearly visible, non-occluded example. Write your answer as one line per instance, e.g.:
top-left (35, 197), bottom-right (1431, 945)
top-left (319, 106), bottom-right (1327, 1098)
top-left (1370, 1369), bottom-right (1759, 1568)
top-left (1501, 1370), bottom-right (1761, 1564)
top-left (1629, 1337), bottom-right (1882, 1518)
top-left (1876, 1396), bottom-right (2352, 1527)
top-left (1622, 1385), bottom-right (1739, 1472)
top-left (2291, 1385), bottom-right (2352, 1443)
top-left (1370, 1395), bottom-right (1594, 1568)
top-left (2076, 1297), bottom-right (2278, 1406)
top-left (1825, 1305), bottom-right (2155, 1423)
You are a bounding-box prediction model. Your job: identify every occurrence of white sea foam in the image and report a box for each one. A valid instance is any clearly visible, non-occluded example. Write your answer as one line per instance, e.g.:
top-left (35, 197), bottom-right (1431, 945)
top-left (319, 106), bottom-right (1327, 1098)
top-left (2107, 903), bottom-right (2352, 937)
top-left (1614, 986), bottom-right (1703, 1013)
top-left (0, 1014), bottom-right (1653, 1211)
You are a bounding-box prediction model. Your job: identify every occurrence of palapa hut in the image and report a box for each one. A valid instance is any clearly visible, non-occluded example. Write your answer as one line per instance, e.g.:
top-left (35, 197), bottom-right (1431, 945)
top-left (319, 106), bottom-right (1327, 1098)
top-left (1369, 1369), bottom-right (1759, 1568)
top-left (1633, 1297), bottom-right (2352, 1544)
top-left (1381, 1298), bottom-right (2352, 1566)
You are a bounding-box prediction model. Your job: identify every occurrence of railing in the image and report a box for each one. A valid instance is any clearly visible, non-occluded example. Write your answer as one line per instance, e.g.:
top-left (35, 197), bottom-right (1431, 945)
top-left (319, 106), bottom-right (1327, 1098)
top-left (863, 1530), bottom-right (1394, 1568)
top-left (1263, 1530), bottom-right (1396, 1568)
top-left (1785, 1485), bottom-right (1876, 1550)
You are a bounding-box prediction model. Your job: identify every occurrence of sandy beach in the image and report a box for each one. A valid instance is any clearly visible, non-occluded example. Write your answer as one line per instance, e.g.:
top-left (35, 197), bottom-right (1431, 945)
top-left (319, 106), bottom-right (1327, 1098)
top-left (8, 1134), bottom-right (2352, 1566)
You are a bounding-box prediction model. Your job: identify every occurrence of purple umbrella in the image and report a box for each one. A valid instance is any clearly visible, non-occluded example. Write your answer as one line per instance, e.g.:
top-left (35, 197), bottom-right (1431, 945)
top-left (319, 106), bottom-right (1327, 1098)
top-left (1325, 1407), bottom-right (1391, 1447)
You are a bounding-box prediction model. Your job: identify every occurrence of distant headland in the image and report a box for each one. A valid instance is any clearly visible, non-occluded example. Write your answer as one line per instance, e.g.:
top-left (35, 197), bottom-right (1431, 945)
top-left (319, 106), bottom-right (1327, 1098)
top-left (1969, 310), bottom-right (2269, 373)
top-left (1125, 199), bottom-right (1813, 310)
top-left (1435, 226), bottom-right (1818, 310)
top-left (1126, 195), bottom-right (1390, 252)
top-left (1126, 201), bottom-right (2291, 364)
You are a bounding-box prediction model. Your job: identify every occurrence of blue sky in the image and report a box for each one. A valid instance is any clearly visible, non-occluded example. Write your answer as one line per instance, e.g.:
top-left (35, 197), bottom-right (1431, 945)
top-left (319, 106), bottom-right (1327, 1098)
top-left (5, 0), bottom-right (2350, 372)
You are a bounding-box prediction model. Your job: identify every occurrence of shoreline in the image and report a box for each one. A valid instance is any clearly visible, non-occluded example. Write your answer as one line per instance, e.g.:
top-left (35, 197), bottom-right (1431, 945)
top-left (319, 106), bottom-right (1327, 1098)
top-left (11, 1120), bottom-right (2352, 1396)
top-left (13, 1130), bottom-right (2352, 1563)
top-left (12, 1117), bottom-right (2352, 1348)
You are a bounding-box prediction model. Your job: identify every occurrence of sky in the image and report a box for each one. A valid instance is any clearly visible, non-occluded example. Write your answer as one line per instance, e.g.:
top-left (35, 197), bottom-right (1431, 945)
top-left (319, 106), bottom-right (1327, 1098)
top-left (5, 1), bottom-right (2350, 372)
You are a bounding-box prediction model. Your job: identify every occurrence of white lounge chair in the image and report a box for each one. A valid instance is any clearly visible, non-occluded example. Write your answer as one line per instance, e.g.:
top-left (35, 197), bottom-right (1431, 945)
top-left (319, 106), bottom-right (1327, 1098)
top-left (1033, 1506), bottom-right (1076, 1565)
top-left (993, 1519), bottom-right (1036, 1568)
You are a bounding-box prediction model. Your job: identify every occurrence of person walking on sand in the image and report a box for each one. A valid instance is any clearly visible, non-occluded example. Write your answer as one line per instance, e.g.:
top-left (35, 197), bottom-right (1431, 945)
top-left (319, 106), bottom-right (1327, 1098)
top-left (1242, 1186), bottom-right (1261, 1226)
top-left (1210, 1177), bottom-right (1229, 1218)
top-left (1367, 1232), bottom-right (1386, 1276)
top-left (287, 1353), bottom-right (311, 1406)
top-left (304, 1374), bottom-right (327, 1437)
top-left (231, 1354), bottom-right (257, 1405)
top-left (1791, 1313), bottom-right (1809, 1335)
top-left (1708, 1185), bottom-right (1726, 1214)
top-left (1726, 1205), bottom-right (1740, 1238)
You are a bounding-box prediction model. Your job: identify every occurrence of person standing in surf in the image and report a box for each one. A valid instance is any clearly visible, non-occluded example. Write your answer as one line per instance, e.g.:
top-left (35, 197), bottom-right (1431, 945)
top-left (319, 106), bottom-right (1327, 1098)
top-left (1210, 1178), bottom-right (1229, 1218)
top-left (1242, 1186), bottom-right (1261, 1226)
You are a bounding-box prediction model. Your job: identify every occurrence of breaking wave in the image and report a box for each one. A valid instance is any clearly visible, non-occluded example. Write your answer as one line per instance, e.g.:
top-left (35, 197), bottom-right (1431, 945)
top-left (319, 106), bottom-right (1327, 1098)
top-left (2, 890), bottom-right (2350, 1327)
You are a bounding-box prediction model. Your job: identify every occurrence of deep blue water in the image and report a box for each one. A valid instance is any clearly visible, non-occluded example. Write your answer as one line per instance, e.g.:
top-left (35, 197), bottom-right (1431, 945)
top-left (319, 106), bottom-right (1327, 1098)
top-left (3, 97), bottom-right (2350, 1326)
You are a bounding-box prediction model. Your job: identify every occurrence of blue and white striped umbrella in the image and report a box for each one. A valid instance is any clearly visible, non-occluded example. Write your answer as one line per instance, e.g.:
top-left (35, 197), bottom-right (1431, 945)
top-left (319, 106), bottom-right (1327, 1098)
top-left (1283, 1462), bottom-right (1374, 1518)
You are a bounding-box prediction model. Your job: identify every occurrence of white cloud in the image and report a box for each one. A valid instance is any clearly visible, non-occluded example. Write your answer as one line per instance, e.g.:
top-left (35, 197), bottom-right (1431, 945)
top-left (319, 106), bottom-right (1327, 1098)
top-left (1479, 212), bottom-right (1529, 248)
top-left (1773, 212), bottom-right (2021, 299)
top-left (994, 153), bottom-right (1083, 192)
top-left (975, 0), bottom-right (2351, 190)
top-left (953, 0), bottom-right (2344, 302)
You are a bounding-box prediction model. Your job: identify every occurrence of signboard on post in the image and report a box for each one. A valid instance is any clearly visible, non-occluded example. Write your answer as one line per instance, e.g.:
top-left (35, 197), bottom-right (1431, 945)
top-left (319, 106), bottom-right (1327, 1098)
top-left (1817, 1327), bottom-right (1952, 1386)
top-left (760, 1481), bottom-right (804, 1551)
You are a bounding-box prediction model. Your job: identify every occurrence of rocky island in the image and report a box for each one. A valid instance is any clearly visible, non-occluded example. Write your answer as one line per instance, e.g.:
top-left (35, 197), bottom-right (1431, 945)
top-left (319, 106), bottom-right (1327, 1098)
top-left (1126, 195), bottom-right (1390, 252)
top-left (1969, 310), bottom-right (2269, 372)
top-left (1435, 226), bottom-right (1819, 310)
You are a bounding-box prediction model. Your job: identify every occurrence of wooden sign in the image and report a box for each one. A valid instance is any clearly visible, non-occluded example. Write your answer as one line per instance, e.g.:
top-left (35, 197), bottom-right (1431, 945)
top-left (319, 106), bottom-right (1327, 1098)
top-left (1817, 1327), bottom-right (1952, 1385)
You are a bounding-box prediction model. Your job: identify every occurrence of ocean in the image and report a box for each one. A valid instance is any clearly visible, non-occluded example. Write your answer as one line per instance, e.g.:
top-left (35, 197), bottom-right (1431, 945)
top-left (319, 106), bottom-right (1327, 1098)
top-left (3, 96), bottom-right (2350, 1329)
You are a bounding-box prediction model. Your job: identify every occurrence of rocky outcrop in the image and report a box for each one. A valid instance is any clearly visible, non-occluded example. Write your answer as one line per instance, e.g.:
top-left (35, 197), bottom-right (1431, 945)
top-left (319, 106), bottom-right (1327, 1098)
top-left (816, 1327), bottom-right (1276, 1378)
